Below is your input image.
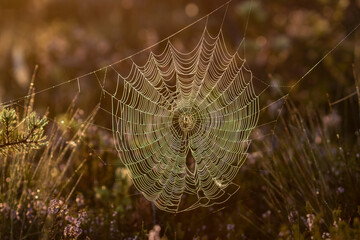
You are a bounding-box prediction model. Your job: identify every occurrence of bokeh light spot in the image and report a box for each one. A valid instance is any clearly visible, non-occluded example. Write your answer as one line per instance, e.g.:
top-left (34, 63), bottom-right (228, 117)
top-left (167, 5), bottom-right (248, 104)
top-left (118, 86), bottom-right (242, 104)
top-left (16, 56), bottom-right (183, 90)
top-left (256, 36), bottom-right (267, 47)
top-left (185, 3), bottom-right (199, 18)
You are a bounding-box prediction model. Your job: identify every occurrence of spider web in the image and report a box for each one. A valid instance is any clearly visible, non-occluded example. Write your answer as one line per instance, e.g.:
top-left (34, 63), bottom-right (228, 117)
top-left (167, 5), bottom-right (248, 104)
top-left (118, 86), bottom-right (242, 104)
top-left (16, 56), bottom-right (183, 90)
top-left (96, 25), bottom-right (260, 212)
top-left (0, 0), bottom-right (359, 214)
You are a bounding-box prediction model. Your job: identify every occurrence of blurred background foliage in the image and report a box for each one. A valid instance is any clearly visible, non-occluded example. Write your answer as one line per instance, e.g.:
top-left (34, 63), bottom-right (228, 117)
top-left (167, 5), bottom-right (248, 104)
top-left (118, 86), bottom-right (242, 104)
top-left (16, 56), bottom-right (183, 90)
top-left (0, 0), bottom-right (360, 239)
top-left (0, 0), bottom-right (359, 111)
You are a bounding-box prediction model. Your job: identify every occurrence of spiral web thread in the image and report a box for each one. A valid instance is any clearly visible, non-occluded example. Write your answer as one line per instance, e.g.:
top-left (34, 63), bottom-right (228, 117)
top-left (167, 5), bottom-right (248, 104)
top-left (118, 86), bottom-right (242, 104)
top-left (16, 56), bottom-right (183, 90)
top-left (96, 20), bottom-right (260, 212)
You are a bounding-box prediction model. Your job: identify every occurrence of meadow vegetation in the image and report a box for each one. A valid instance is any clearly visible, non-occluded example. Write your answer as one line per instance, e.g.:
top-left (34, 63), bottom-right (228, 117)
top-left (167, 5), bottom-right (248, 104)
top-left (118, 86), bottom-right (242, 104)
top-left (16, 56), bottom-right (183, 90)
top-left (0, 80), bottom-right (359, 239)
top-left (1, 0), bottom-right (360, 239)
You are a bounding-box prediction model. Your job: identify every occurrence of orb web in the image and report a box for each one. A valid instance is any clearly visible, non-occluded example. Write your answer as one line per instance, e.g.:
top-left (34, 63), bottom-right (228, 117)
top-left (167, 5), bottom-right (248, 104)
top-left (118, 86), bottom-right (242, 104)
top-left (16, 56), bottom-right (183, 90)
top-left (98, 26), bottom-right (260, 213)
top-left (0, 0), bottom-right (357, 214)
